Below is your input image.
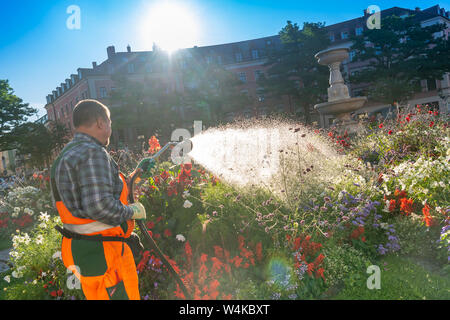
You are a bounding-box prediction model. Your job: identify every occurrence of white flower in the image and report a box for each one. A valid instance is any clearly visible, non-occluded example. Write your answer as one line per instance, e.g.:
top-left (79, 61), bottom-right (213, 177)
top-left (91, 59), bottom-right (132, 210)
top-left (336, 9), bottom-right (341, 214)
top-left (52, 251), bottom-right (62, 260)
top-left (35, 234), bottom-right (44, 245)
top-left (182, 190), bottom-right (190, 199)
top-left (176, 234), bottom-right (186, 242)
top-left (13, 207), bottom-right (20, 214)
top-left (39, 212), bottom-right (50, 222)
top-left (38, 222), bottom-right (47, 229)
top-left (3, 275), bottom-right (10, 283)
top-left (439, 181), bottom-right (446, 188)
top-left (183, 200), bottom-right (193, 208)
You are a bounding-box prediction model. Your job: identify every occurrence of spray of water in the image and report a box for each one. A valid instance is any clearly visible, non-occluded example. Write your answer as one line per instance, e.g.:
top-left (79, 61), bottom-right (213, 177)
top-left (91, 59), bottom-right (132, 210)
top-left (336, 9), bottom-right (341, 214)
top-left (187, 117), bottom-right (340, 200)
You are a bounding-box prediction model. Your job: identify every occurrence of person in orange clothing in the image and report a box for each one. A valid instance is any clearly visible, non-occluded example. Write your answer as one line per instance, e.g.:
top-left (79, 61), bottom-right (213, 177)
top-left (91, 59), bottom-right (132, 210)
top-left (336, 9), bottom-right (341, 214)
top-left (50, 99), bottom-right (147, 300)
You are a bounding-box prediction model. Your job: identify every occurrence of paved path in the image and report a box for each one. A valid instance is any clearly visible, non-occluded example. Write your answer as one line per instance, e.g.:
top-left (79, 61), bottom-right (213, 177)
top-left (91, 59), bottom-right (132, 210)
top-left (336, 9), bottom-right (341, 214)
top-left (0, 248), bottom-right (12, 273)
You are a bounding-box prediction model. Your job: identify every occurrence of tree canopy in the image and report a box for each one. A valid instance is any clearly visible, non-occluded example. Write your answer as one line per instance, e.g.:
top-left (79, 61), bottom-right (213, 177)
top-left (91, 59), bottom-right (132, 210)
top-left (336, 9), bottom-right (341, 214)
top-left (259, 21), bottom-right (330, 124)
top-left (350, 14), bottom-right (450, 105)
top-left (0, 79), bottom-right (37, 150)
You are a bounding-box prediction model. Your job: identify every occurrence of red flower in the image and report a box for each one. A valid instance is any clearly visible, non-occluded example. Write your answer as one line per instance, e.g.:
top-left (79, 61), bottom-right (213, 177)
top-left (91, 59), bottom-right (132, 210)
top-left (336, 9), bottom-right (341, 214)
top-left (146, 221), bottom-right (155, 229)
top-left (160, 171), bottom-right (169, 180)
top-left (405, 117), bottom-right (410, 122)
top-left (315, 267), bottom-right (325, 281)
top-left (422, 204), bottom-right (433, 227)
top-left (388, 130), bottom-right (393, 135)
top-left (429, 121), bottom-right (434, 127)
top-left (148, 136), bottom-right (161, 155)
top-left (164, 229), bottom-right (172, 237)
top-left (399, 198), bottom-right (414, 216)
top-left (378, 123), bottom-right (383, 128)
top-left (50, 291), bottom-right (57, 297)
top-left (389, 199), bottom-right (397, 212)
top-left (255, 242), bottom-right (263, 262)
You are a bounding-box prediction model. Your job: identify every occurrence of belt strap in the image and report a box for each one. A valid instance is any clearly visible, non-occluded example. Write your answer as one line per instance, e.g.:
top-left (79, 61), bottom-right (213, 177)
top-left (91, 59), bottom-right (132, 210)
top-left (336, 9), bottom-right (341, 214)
top-left (54, 225), bottom-right (128, 242)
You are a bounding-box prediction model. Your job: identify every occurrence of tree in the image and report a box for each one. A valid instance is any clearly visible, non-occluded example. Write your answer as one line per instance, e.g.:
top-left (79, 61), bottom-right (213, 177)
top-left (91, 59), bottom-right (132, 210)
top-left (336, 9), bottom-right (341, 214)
top-left (0, 80), bottom-right (37, 150)
top-left (350, 14), bottom-right (450, 105)
top-left (181, 58), bottom-right (250, 125)
top-left (13, 121), bottom-right (70, 169)
top-left (259, 21), bottom-right (330, 124)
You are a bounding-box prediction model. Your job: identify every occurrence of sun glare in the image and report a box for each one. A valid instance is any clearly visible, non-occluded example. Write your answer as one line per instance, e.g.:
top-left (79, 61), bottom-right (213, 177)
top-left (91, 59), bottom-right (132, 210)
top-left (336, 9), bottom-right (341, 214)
top-left (139, 1), bottom-right (199, 53)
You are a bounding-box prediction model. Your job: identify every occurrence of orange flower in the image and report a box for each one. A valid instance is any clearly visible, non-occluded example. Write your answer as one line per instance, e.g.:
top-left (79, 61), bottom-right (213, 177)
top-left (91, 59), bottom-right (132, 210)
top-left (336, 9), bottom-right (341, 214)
top-left (148, 136), bottom-right (161, 155)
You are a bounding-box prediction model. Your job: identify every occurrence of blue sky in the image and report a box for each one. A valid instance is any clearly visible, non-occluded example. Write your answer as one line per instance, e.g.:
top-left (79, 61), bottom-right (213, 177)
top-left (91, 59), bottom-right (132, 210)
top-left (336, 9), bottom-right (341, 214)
top-left (0, 0), bottom-right (448, 120)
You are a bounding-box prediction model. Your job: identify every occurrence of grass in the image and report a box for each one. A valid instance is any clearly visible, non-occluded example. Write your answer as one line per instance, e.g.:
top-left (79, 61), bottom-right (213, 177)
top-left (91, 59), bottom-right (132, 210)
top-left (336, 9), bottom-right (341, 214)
top-left (332, 254), bottom-right (450, 300)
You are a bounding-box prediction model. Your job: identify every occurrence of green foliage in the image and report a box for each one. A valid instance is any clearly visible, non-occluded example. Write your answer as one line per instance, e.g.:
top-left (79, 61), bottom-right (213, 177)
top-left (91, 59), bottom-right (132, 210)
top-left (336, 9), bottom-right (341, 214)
top-left (350, 14), bottom-right (450, 105)
top-left (333, 255), bottom-right (450, 300)
top-left (260, 21), bottom-right (330, 123)
top-left (0, 79), bottom-right (37, 151)
top-left (1, 213), bottom-right (84, 300)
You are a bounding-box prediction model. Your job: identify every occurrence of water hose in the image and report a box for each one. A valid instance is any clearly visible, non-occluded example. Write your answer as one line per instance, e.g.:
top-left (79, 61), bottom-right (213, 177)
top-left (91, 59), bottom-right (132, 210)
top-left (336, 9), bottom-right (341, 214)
top-left (127, 141), bottom-right (192, 299)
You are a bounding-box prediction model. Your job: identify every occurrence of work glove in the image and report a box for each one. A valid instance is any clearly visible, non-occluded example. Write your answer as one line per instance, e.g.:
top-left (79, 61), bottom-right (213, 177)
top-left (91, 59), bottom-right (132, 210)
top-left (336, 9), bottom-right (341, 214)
top-left (136, 158), bottom-right (156, 174)
top-left (130, 202), bottom-right (146, 220)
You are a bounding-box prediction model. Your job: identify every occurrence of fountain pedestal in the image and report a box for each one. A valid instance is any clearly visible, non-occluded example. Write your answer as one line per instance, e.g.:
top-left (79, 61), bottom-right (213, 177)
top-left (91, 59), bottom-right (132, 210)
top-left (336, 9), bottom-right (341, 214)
top-left (313, 47), bottom-right (367, 133)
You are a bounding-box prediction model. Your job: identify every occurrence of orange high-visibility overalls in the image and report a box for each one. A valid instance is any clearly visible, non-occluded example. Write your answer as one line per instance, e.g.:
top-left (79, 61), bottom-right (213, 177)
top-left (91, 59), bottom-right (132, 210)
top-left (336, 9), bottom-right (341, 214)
top-left (51, 142), bottom-right (140, 300)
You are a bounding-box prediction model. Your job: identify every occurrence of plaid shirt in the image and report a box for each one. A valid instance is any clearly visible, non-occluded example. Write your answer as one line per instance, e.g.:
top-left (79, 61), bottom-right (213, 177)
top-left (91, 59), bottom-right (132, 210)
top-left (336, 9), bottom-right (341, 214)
top-left (52, 132), bottom-right (133, 226)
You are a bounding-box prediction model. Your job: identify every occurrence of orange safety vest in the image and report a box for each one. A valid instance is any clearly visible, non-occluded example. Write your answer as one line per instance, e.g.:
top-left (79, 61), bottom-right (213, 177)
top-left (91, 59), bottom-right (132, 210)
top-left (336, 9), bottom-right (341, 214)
top-left (51, 142), bottom-right (140, 300)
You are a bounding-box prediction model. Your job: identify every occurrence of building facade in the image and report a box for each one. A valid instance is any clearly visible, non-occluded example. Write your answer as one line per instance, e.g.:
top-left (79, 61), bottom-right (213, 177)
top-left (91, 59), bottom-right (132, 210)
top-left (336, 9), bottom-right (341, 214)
top-left (44, 4), bottom-right (450, 139)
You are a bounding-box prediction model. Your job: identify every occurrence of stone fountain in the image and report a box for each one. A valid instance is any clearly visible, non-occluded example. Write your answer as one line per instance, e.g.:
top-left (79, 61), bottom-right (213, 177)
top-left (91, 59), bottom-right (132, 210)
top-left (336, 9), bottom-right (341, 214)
top-left (314, 47), bottom-right (367, 132)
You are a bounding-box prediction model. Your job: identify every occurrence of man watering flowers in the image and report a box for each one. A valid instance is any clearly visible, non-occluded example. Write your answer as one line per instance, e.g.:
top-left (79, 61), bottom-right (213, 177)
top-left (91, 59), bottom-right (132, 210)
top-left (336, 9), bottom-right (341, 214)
top-left (50, 99), bottom-right (153, 300)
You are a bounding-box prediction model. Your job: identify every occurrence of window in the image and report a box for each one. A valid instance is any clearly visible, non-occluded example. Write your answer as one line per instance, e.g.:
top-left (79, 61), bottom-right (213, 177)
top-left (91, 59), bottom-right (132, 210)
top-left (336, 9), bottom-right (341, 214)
top-left (254, 70), bottom-right (263, 81)
top-left (240, 89), bottom-right (249, 96)
top-left (251, 49), bottom-right (259, 59)
top-left (217, 56), bottom-right (222, 65)
top-left (128, 63), bottom-right (135, 73)
top-left (235, 52), bottom-right (243, 62)
top-left (341, 31), bottom-right (349, 39)
top-left (427, 79), bottom-right (437, 91)
top-left (330, 33), bottom-right (335, 42)
top-left (206, 56), bottom-right (212, 64)
top-left (238, 72), bottom-right (247, 83)
top-left (349, 50), bottom-right (356, 61)
top-left (355, 27), bottom-right (363, 36)
top-left (100, 87), bottom-right (107, 98)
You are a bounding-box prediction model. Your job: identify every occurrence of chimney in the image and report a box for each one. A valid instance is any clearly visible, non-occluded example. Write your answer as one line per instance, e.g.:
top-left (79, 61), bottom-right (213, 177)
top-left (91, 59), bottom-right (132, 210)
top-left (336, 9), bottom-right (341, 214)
top-left (71, 74), bottom-right (76, 84)
top-left (415, 7), bottom-right (420, 12)
top-left (107, 45), bottom-right (115, 59)
top-left (127, 44), bottom-right (131, 53)
top-left (46, 95), bottom-right (51, 104)
top-left (92, 61), bottom-right (97, 68)
top-left (61, 83), bottom-right (66, 93)
top-left (52, 90), bottom-right (57, 99)
top-left (363, 8), bottom-right (368, 17)
top-left (66, 79), bottom-right (71, 88)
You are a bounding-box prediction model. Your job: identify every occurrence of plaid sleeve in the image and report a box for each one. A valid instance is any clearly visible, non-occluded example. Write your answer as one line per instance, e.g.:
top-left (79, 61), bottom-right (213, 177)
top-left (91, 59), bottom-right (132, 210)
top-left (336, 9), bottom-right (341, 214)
top-left (78, 146), bottom-right (133, 226)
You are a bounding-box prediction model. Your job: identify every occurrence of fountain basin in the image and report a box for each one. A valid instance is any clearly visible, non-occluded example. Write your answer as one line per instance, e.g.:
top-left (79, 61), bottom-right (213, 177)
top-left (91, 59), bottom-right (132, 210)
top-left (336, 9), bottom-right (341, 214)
top-left (315, 47), bottom-right (349, 66)
top-left (314, 96), bottom-right (367, 118)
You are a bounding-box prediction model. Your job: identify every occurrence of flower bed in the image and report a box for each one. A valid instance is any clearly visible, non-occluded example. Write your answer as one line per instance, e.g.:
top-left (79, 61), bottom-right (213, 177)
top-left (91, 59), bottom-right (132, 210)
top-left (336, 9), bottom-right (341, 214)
top-left (1, 104), bottom-right (449, 299)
